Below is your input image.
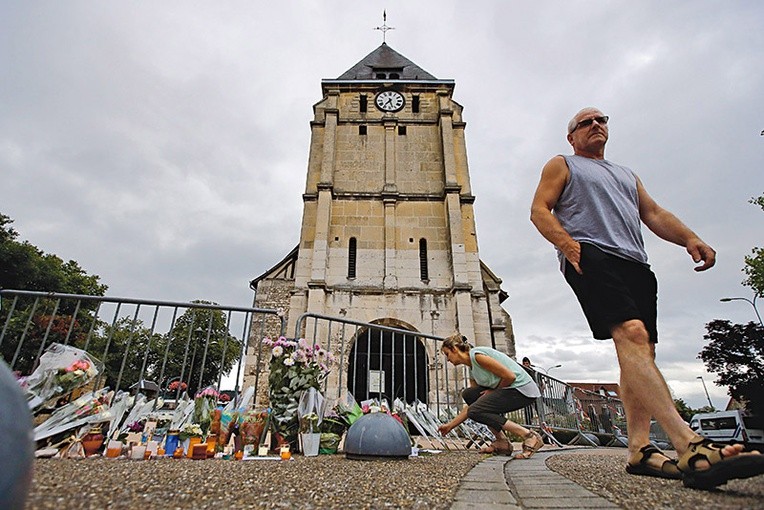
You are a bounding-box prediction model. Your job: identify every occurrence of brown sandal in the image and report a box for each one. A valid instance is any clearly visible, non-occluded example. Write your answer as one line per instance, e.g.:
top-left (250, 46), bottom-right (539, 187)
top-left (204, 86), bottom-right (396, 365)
top-left (625, 444), bottom-right (682, 479)
top-left (678, 436), bottom-right (764, 490)
top-left (514, 430), bottom-right (543, 459)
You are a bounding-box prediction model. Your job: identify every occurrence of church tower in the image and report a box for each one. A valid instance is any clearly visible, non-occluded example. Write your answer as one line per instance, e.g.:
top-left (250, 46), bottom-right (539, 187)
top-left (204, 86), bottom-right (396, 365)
top-left (246, 43), bottom-right (514, 395)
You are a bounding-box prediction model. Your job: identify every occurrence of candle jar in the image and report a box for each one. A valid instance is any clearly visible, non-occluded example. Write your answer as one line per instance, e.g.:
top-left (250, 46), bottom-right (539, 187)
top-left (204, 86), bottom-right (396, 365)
top-left (186, 437), bottom-right (202, 458)
top-left (164, 430), bottom-right (180, 457)
top-left (205, 434), bottom-right (217, 457)
top-left (280, 444), bottom-right (291, 460)
top-left (105, 440), bottom-right (123, 458)
top-left (131, 445), bottom-right (147, 460)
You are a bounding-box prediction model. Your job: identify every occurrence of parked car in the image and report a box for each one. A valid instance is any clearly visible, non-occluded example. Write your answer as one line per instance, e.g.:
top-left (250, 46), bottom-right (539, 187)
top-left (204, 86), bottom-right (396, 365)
top-left (689, 410), bottom-right (764, 447)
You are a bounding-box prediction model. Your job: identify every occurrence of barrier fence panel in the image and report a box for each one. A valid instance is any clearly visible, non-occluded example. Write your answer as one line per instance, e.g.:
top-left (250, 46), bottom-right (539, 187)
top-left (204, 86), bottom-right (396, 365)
top-left (0, 289), bottom-right (284, 407)
top-left (293, 312), bottom-right (492, 449)
top-left (3, 289), bottom-right (671, 451)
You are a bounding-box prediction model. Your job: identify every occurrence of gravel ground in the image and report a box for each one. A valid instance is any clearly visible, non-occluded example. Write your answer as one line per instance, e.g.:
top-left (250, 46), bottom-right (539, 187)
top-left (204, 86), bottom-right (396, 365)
top-left (27, 452), bottom-right (483, 510)
top-left (547, 449), bottom-right (764, 510)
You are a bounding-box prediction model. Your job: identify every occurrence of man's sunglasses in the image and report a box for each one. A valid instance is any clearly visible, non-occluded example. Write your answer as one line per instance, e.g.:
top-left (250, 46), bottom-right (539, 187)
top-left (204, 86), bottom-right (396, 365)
top-left (570, 116), bottom-right (609, 133)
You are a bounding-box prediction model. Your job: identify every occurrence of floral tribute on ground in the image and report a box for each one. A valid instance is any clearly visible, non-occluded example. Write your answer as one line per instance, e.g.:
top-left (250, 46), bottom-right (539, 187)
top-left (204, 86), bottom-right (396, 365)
top-left (263, 337), bottom-right (334, 450)
top-left (19, 343), bottom-right (99, 410)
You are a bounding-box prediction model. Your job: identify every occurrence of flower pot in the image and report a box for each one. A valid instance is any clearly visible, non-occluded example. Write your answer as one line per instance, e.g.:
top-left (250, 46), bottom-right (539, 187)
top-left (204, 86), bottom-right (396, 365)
top-left (301, 433), bottom-right (321, 457)
top-left (81, 429), bottom-right (104, 457)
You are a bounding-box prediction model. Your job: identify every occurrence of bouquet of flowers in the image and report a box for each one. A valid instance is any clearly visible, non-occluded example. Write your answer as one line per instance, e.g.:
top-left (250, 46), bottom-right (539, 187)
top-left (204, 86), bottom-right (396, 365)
top-left (298, 387), bottom-right (325, 434)
top-left (239, 409), bottom-right (269, 449)
top-left (20, 343), bottom-right (100, 411)
top-left (264, 337), bottom-right (334, 447)
top-left (193, 386), bottom-right (219, 435)
top-left (334, 391), bottom-right (364, 427)
top-left (168, 380), bottom-right (187, 393)
top-left (178, 423), bottom-right (203, 441)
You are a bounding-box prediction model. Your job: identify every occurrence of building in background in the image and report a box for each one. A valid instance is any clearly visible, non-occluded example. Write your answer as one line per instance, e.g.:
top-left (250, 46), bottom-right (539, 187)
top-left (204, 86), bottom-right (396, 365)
top-left (246, 43), bottom-right (514, 405)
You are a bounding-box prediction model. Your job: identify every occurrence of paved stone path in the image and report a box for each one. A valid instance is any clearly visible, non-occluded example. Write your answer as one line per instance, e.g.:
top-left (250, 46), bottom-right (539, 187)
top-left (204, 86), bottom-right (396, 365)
top-left (451, 451), bottom-right (617, 510)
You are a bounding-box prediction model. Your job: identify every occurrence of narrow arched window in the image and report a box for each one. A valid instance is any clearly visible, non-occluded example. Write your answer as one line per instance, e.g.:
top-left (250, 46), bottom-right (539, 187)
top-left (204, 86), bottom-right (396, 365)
top-left (419, 238), bottom-right (428, 281)
top-left (348, 237), bottom-right (357, 279)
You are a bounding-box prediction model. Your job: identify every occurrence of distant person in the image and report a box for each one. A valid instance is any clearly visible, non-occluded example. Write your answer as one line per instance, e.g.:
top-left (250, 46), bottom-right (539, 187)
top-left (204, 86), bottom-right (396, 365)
top-left (530, 106), bottom-right (764, 489)
top-left (520, 357), bottom-right (540, 425)
top-left (437, 334), bottom-right (543, 459)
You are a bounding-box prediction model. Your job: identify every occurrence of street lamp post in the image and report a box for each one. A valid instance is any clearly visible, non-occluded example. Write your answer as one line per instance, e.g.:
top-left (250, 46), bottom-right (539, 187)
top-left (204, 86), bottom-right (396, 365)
top-left (697, 376), bottom-right (715, 411)
top-left (532, 364), bottom-right (562, 375)
top-left (720, 295), bottom-right (763, 326)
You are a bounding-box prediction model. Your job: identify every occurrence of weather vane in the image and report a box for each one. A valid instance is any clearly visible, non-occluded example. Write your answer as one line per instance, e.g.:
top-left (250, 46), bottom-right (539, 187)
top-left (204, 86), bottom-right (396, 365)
top-left (374, 10), bottom-right (394, 43)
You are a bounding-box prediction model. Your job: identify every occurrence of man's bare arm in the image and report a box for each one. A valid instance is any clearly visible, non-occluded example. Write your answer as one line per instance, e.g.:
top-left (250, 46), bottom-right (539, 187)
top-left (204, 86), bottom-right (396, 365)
top-left (530, 156), bottom-right (582, 273)
top-left (637, 178), bottom-right (716, 271)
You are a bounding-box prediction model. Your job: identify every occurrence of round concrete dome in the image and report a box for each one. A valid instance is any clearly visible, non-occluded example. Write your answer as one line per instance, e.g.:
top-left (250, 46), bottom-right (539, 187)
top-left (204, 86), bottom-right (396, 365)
top-left (0, 360), bottom-right (34, 510)
top-left (344, 412), bottom-right (411, 460)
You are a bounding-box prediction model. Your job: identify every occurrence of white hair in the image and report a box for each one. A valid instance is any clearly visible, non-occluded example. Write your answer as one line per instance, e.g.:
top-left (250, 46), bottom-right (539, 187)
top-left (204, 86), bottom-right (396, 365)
top-left (567, 107), bottom-right (603, 134)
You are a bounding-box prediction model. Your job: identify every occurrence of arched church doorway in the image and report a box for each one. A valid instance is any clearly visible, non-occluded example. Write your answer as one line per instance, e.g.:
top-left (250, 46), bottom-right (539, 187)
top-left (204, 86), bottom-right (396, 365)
top-left (347, 325), bottom-right (428, 405)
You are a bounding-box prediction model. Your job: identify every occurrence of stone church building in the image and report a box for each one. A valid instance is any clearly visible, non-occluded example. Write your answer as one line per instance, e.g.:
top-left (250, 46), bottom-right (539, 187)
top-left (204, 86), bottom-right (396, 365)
top-left (244, 43), bottom-right (515, 399)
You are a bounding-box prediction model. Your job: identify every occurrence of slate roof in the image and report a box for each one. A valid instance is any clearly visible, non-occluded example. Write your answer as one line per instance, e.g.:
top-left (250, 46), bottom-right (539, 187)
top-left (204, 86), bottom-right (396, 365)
top-left (335, 43), bottom-right (437, 81)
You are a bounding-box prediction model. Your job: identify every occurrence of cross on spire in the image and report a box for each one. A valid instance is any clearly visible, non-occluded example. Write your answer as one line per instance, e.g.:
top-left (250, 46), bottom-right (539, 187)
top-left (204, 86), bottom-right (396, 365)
top-left (373, 10), bottom-right (395, 43)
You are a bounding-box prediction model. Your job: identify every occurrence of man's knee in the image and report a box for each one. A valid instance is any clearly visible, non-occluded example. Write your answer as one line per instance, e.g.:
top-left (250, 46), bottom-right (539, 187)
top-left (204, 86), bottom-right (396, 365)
top-left (612, 319), bottom-right (651, 345)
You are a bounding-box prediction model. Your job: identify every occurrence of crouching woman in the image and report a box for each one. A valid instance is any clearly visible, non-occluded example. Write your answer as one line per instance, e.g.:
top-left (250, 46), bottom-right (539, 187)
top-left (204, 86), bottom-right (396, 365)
top-left (437, 333), bottom-right (543, 458)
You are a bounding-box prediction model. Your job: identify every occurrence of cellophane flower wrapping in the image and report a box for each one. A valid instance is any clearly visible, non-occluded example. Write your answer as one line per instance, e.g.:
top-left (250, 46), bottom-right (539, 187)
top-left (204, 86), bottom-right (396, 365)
top-left (297, 387), bottom-right (325, 434)
top-left (239, 409), bottom-right (269, 448)
top-left (335, 391), bottom-right (364, 427)
top-left (263, 336), bottom-right (333, 447)
top-left (192, 386), bottom-right (219, 436)
top-left (20, 343), bottom-right (100, 411)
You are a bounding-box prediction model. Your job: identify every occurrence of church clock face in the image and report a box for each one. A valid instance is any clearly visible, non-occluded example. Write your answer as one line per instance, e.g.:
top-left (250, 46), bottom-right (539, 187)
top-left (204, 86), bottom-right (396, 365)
top-left (375, 90), bottom-right (405, 112)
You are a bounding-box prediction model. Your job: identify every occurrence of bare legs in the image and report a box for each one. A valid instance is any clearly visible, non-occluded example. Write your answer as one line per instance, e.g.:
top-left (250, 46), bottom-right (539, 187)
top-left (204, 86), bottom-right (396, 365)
top-left (612, 319), bottom-right (744, 469)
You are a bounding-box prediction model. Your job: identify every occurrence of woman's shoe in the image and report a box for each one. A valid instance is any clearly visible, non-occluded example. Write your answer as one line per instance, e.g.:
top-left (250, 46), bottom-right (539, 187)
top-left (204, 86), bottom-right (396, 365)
top-left (514, 430), bottom-right (543, 459)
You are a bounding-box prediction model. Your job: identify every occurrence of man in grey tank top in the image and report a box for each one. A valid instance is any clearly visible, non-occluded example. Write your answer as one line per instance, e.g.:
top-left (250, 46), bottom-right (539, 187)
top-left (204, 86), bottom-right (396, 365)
top-left (530, 107), bottom-right (764, 489)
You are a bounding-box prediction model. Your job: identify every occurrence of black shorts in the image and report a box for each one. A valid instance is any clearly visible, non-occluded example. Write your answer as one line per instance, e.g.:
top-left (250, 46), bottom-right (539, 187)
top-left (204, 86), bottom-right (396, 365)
top-left (564, 242), bottom-right (658, 342)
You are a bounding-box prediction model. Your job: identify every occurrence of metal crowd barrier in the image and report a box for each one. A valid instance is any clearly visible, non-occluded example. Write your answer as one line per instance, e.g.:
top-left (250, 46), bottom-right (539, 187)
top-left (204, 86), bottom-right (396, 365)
top-left (2, 288), bottom-right (667, 450)
top-left (0, 289), bottom-right (285, 406)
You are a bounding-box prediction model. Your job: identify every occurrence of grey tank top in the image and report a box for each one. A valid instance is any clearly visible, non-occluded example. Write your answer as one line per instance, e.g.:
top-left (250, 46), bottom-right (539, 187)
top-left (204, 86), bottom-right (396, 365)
top-left (554, 155), bottom-right (649, 270)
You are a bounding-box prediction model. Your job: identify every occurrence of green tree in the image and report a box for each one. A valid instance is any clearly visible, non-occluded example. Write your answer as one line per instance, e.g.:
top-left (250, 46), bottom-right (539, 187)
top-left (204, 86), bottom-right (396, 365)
top-left (699, 320), bottom-right (764, 418)
top-left (0, 214), bottom-right (105, 295)
top-left (1, 214), bottom-right (106, 373)
top-left (674, 398), bottom-right (714, 422)
top-left (742, 194), bottom-right (764, 297)
top-left (82, 317), bottom-right (164, 392)
top-left (154, 303), bottom-right (242, 397)
top-left (674, 398), bottom-right (694, 422)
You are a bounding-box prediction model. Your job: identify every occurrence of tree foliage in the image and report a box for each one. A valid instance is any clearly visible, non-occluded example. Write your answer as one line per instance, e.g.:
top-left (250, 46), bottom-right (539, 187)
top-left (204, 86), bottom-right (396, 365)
top-left (1, 213), bottom-right (106, 373)
top-left (0, 214), bottom-right (106, 295)
top-left (674, 398), bottom-right (714, 423)
top-left (154, 303), bottom-right (242, 397)
top-left (742, 194), bottom-right (764, 297)
top-left (1, 215), bottom-right (242, 395)
top-left (699, 320), bottom-right (764, 417)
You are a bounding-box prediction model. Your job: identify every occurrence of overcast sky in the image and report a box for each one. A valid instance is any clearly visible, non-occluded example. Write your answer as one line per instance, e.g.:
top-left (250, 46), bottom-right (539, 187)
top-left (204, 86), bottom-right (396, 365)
top-left (2, 1), bottom-right (762, 409)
